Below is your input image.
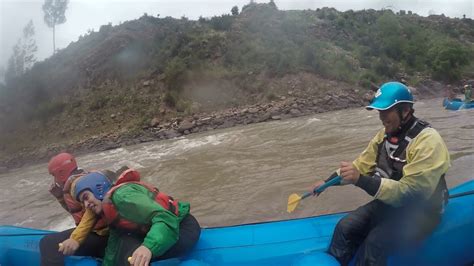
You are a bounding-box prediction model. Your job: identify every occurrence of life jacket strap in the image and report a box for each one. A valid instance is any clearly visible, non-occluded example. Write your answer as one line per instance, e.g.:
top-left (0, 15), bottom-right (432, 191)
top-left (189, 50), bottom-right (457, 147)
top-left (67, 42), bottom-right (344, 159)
top-left (391, 119), bottom-right (430, 161)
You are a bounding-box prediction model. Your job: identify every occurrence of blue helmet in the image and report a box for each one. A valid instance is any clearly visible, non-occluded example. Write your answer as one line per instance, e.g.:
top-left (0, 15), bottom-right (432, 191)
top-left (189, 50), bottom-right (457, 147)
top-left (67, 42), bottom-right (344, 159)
top-left (73, 172), bottom-right (112, 201)
top-left (366, 82), bottom-right (414, 110)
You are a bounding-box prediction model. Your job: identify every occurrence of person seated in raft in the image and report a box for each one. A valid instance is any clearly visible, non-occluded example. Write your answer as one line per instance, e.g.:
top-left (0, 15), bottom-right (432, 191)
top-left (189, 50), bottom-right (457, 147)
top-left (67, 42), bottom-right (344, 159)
top-left (40, 153), bottom-right (113, 266)
top-left (463, 84), bottom-right (472, 103)
top-left (312, 82), bottom-right (450, 266)
top-left (72, 169), bottom-right (201, 266)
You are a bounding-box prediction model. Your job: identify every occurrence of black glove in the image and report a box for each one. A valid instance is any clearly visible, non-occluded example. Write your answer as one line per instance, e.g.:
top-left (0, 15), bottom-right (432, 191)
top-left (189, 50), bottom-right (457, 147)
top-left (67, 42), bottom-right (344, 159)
top-left (102, 166), bottom-right (130, 183)
top-left (49, 182), bottom-right (64, 198)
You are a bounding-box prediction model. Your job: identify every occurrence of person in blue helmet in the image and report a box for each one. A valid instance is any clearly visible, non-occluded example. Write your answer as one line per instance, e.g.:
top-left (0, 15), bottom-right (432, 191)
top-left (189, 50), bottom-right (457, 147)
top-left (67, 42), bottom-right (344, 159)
top-left (311, 81), bottom-right (450, 265)
top-left (71, 169), bottom-right (200, 266)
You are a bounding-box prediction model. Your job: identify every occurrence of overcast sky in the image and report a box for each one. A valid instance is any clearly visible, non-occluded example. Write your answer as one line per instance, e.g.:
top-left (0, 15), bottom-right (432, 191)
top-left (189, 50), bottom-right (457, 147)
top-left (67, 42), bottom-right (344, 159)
top-left (1, 0), bottom-right (473, 71)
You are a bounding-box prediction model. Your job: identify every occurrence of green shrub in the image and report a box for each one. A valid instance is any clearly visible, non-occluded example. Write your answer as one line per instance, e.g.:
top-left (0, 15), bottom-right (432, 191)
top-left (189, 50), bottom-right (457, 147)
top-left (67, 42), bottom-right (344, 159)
top-left (163, 91), bottom-right (178, 107)
top-left (427, 39), bottom-right (470, 81)
top-left (29, 100), bottom-right (66, 122)
top-left (209, 15), bottom-right (234, 31)
top-left (89, 95), bottom-right (109, 111)
top-left (373, 57), bottom-right (399, 78)
top-left (359, 71), bottom-right (379, 88)
top-left (164, 58), bottom-right (187, 91)
top-left (266, 92), bottom-right (278, 101)
top-left (176, 99), bottom-right (190, 113)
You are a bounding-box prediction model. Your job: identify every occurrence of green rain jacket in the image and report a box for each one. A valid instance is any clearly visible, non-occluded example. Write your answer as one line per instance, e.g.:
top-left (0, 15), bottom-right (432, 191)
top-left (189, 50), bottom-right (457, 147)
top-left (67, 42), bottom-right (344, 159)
top-left (351, 127), bottom-right (450, 207)
top-left (102, 183), bottom-right (190, 266)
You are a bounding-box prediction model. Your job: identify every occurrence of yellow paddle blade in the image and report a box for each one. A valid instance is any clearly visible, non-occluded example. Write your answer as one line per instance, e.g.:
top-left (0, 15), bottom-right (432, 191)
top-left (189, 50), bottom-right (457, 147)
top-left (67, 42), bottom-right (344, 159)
top-left (287, 193), bottom-right (302, 213)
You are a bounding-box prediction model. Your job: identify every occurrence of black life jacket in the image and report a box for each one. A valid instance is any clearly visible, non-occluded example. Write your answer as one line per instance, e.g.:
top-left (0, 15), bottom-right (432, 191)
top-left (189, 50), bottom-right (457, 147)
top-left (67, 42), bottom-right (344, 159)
top-left (374, 119), bottom-right (448, 213)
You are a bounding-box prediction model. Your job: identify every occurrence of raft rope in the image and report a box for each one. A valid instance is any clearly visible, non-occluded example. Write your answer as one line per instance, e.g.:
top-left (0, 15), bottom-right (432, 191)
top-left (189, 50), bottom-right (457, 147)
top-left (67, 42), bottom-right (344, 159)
top-left (449, 190), bottom-right (474, 199)
top-left (1, 190), bottom-right (473, 236)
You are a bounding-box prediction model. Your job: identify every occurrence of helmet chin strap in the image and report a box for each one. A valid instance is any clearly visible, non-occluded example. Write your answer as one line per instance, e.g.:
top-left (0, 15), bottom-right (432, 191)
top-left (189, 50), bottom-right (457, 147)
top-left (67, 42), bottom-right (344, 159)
top-left (394, 106), bottom-right (414, 134)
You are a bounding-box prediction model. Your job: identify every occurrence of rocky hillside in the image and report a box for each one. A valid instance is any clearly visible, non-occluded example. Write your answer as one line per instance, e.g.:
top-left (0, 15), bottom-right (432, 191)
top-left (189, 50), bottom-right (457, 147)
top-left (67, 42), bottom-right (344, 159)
top-left (0, 3), bottom-right (473, 170)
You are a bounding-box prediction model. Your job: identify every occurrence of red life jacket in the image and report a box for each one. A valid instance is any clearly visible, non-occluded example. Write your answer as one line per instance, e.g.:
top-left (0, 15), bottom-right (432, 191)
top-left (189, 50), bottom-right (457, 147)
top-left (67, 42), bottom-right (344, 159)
top-left (63, 172), bottom-right (108, 230)
top-left (102, 169), bottom-right (179, 233)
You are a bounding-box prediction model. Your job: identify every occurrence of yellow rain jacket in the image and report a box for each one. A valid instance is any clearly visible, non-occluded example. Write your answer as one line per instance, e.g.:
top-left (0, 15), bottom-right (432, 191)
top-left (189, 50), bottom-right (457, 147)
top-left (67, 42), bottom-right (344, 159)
top-left (70, 209), bottom-right (108, 243)
top-left (352, 126), bottom-right (450, 207)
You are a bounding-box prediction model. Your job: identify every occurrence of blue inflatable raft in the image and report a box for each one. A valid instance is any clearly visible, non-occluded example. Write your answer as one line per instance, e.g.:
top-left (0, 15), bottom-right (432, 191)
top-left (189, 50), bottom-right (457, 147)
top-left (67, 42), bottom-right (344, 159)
top-left (443, 98), bottom-right (474, 110)
top-left (1, 180), bottom-right (473, 266)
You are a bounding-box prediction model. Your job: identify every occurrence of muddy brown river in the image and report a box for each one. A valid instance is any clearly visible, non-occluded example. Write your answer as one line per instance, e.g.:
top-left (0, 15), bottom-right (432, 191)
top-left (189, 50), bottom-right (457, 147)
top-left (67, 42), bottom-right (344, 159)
top-left (0, 98), bottom-right (472, 230)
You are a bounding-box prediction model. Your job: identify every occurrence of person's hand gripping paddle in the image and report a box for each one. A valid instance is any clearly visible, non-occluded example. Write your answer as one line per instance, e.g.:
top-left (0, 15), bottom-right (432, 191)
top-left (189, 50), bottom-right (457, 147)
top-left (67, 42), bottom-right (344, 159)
top-left (287, 176), bottom-right (342, 213)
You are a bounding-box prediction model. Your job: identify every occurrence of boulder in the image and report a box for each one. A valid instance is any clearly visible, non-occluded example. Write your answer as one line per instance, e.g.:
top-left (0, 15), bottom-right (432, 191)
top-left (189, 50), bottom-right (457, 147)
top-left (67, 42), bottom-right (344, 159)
top-left (178, 120), bottom-right (194, 133)
top-left (150, 118), bottom-right (160, 127)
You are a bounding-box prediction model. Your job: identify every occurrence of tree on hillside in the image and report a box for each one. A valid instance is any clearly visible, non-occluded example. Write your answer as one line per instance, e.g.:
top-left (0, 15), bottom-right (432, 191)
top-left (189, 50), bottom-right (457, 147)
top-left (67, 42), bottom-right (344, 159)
top-left (42, 0), bottom-right (69, 54)
top-left (374, 13), bottom-right (404, 60)
top-left (231, 6), bottom-right (239, 16)
top-left (269, 0), bottom-right (278, 9)
top-left (5, 20), bottom-right (38, 84)
top-left (0, 66), bottom-right (5, 85)
top-left (21, 20), bottom-right (37, 69)
top-left (5, 44), bottom-right (22, 83)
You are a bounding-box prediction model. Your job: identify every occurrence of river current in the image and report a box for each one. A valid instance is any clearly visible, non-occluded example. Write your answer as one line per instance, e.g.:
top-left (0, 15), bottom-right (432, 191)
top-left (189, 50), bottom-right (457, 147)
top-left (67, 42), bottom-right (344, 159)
top-left (0, 98), bottom-right (472, 230)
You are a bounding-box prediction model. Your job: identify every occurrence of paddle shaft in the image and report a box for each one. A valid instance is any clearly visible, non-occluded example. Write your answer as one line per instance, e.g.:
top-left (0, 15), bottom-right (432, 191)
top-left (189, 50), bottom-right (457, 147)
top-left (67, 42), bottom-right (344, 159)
top-left (293, 188), bottom-right (473, 212)
top-left (300, 175), bottom-right (343, 200)
top-left (302, 176), bottom-right (474, 201)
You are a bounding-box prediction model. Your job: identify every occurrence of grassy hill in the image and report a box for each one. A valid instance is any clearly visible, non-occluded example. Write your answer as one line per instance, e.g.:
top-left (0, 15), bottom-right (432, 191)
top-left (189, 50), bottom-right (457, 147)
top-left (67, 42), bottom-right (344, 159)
top-left (0, 3), bottom-right (473, 168)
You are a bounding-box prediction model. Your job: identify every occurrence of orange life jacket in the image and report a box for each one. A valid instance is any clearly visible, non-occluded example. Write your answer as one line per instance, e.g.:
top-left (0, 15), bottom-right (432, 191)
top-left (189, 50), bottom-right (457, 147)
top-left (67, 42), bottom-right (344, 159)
top-left (63, 172), bottom-right (108, 230)
top-left (102, 169), bottom-right (179, 233)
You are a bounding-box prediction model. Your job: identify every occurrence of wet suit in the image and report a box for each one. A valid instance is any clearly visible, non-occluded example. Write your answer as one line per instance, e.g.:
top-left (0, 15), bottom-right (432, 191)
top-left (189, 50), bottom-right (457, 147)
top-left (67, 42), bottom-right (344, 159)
top-left (39, 223), bottom-right (108, 266)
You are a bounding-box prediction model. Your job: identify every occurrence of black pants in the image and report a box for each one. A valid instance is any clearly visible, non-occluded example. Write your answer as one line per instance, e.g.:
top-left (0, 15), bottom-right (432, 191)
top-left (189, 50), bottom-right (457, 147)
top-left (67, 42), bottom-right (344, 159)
top-left (39, 228), bottom-right (108, 266)
top-left (328, 200), bottom-right (441, 266)
top-left (115, 214), bottom-right (201, 266)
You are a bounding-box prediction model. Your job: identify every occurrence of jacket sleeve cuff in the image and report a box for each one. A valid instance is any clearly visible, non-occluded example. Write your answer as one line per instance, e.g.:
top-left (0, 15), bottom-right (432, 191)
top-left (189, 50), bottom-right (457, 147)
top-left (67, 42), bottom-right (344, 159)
top-left (142, 241), bottom-right (159, 257)
top-left (355, 175), bottom-right (381, 196)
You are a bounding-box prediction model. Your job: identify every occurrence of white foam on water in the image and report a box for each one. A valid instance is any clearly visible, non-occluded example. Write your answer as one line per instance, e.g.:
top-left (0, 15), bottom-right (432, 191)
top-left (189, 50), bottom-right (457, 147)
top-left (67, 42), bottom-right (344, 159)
top-left (174, 134), bottom-right (225, 150)
top-left (104, 147), bottom-right (126, 155)
top-left (307, 117), bottom-right (321, 123)
top-left (14, 217), bottom-right (34, 227)
top-left (301, 117), bottom-right (322, 128)
top-left (73, 131), bottom-right (232, 171)
top-left (12, 179), bottom-right (35, 189)
top-left (146, 133), bottom-right (229, 155)
top-left (110, 160), bottom-right (145, 171)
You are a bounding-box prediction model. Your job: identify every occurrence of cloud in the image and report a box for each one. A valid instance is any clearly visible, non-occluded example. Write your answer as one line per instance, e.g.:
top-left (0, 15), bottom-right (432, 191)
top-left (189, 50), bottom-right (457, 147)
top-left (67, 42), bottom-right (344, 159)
top-left (1, 0), bottom-right (472, 70)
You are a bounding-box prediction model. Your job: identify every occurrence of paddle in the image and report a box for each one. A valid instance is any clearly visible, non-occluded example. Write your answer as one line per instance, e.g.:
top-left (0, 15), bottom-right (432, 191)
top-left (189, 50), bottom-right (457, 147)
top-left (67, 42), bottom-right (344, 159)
top-left (287, 175), bottom-right (342, 213)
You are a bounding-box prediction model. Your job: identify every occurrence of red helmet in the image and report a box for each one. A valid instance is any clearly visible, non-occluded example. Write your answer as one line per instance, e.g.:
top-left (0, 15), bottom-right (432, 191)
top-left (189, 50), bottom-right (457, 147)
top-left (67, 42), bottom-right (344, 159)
top-left (48, 153), bottom-right (78, 184)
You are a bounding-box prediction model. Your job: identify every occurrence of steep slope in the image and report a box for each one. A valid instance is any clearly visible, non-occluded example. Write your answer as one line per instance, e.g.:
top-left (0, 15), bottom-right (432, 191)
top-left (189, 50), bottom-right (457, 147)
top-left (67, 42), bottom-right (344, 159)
top-left (0, 3), bottom-right (473, 169)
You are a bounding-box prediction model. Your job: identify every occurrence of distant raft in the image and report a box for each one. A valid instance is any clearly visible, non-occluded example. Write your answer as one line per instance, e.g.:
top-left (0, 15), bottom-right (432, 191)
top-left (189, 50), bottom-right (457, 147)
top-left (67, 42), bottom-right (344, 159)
top-left (1, 180), bottom-right (474, 266)
top-left (443, 98), bottom-right (474, 110)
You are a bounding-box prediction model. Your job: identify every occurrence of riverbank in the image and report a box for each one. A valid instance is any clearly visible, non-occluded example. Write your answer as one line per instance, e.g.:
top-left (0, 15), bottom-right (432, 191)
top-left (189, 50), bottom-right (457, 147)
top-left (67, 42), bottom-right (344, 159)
top-left (0, 79), bottom-right (446, 172)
